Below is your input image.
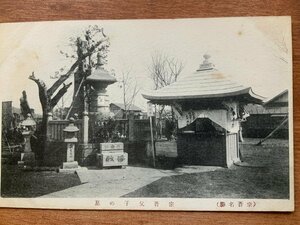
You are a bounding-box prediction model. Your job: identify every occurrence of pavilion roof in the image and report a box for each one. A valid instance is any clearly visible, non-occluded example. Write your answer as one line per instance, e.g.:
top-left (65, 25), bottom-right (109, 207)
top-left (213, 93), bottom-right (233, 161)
top-left (142, 55), bottom-right (264, 104)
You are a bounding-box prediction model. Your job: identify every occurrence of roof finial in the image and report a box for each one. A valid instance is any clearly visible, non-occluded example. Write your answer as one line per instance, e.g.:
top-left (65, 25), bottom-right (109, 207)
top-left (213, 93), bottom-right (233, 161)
top-left (96, 52), bottom-right (104, 68)
top-left (198, 54), bottom-right (215, 71)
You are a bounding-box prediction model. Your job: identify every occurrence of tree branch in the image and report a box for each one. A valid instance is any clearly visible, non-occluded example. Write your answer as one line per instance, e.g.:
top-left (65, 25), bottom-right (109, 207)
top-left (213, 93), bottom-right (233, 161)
top-left (29, 72), bottom-right (49, 114)
top-left (47, 37), bottom-right (108, 97)
top-left (50, 82), bottom-right (72, 109)
top-left (46, 60), bottom-right (80, 98)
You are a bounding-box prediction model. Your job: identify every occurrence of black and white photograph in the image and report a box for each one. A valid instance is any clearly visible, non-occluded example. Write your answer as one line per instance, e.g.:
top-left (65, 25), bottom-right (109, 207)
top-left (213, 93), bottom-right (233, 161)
top-left (0, 16), bottom-right (293, 211)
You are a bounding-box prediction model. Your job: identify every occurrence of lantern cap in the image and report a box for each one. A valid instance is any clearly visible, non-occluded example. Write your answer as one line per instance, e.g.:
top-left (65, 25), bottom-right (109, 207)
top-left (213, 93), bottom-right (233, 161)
top-left (21, 113), bottom-right (36, 126)
top-left (63, 117), bottom-right (79, 133)
top-left (86, 55), bottom-right (117, 85)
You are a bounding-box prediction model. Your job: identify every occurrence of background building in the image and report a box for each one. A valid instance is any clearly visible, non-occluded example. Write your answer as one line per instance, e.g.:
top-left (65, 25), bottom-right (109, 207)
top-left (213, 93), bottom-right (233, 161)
top-left (243, 90), bottom-right (288, 138)
top-left (110, 103), bottom-right (144, 119)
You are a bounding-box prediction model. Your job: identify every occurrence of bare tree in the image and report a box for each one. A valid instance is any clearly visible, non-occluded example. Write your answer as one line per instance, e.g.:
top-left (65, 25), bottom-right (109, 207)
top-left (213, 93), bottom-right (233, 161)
top-left (269, 34), bottom-right (289, 64)
top-left (118, 70), bottom-right (141, 119)
top-left (29, 25), bottom-right (109, 160)
top-left (148, 52), bottom-right (184, 139)
top-left (149, 52), bottom-right (184, 90)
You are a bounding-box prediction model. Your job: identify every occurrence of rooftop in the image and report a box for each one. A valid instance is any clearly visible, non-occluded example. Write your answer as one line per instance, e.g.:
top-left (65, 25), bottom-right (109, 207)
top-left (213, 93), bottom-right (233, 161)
top-left (244, 104), bottom-right (288, 115)
top-left (142, 55), bottom-right (264, 104)
top-left (263, 89), bottom-right (288, 107)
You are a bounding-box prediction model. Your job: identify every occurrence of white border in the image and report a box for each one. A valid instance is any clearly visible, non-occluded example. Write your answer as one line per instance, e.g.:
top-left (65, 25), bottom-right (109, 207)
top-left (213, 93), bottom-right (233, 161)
top-left (0, 16), bottom-right (294, 212)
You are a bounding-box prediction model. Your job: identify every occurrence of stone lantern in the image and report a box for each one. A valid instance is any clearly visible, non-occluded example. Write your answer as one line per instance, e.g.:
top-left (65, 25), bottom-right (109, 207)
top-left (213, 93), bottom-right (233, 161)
top-left (60, 117), bottom-right (79, 171)
top-left (86, 52), bottom-right (117, 120)
top-left (18, 113), bottom-right (36, 166)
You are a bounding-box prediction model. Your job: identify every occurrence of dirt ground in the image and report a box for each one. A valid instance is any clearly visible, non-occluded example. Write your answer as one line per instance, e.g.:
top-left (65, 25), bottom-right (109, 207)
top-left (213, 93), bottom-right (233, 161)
top-left (1, 138), bottom-right (290, 199)
top-left (40, 165), bottom-right (220, 198)
top-left (1, 166), bottom-right (81, 197)
top-left (124, 138), bottom-right (290, 199)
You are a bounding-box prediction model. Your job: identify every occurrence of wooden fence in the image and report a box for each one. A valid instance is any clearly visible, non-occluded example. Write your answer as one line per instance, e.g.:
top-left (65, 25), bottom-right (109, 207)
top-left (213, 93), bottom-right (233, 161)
top-left (46, 118), bottom-right (151, 143)
top-left (130, 119), bottom-right (151, 141)
top-left (47, 119), bottom-right (83, 142)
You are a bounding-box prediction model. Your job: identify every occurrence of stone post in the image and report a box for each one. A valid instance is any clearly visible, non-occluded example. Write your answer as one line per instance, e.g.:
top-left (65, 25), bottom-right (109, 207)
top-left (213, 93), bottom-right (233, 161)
top-left (60, 117), bottom-right (79, 172)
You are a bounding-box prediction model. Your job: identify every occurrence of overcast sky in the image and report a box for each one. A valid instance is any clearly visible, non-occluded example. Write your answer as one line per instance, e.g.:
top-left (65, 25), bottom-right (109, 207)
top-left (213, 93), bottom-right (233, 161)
top-left (0, 16), bottom-right (292, 114)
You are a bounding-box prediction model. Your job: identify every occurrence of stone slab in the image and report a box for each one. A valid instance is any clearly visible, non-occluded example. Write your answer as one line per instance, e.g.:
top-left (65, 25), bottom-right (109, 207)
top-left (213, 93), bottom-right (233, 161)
top-left (99, 142), bottom-right (124, 151)
top-left (59, 165), bottom-right (87, 175)
top-left (97, 152), bottom-right (128, 168)
top-left (75, 167), bottom-right (91, 183)
top-left (62, 161), bottom-right (78, 169)
top-left (58, 168), bottom-right (77, 173)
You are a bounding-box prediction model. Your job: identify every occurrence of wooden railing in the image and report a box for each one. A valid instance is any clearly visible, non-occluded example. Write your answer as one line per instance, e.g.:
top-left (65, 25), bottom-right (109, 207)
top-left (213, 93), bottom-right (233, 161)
top-left (46, 118), bottom-right (151, 143)
top-left (47, 119), bottom-right (83, 142)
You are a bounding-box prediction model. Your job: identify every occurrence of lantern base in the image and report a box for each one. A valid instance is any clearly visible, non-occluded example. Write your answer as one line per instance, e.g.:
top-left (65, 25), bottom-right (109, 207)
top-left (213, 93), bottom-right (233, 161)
top-left (58, 161), bottom-right (79, 173)
top-left (18, 152), bottom-right (36, 167)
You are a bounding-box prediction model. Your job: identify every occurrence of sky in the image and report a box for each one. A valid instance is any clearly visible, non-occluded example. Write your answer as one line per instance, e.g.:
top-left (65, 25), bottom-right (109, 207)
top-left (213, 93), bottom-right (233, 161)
top-left (0, 16), bottom-right (292, 114)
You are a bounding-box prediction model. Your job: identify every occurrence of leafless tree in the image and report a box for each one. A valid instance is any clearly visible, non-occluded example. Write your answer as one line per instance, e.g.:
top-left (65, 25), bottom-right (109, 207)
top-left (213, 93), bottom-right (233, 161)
top-left (148, 52), bottom-right (184, 139)
top-left (271, 34), bottom-right (289, 64)
top-left (29, 25), bottom-right (109, 160)
top-left (149, 52), bottom-right (184, 90)
top-left (118, 70), bottom-right (141, 119)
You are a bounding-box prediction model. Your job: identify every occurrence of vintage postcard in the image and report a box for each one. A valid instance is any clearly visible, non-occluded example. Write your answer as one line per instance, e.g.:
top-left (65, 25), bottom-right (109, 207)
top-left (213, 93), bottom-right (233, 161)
top-left (0, 16), bottom-right (293, 211)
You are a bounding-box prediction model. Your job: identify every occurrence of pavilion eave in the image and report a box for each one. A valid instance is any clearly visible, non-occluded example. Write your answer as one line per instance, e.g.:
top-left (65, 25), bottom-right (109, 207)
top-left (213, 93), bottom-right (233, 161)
top-left (143, 87), bottom-right (264, 105)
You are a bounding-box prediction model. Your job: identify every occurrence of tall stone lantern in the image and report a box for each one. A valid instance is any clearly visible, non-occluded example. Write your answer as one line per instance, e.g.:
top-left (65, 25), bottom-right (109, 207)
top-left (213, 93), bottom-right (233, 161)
top-left (85, 53), bottom-right (117, 141)
top-left (60, 117), bottom-right (79, 171)
top-left (86, 52), bottom-right (117, 120)
top-left (18, 113), bottom-right (36, 166)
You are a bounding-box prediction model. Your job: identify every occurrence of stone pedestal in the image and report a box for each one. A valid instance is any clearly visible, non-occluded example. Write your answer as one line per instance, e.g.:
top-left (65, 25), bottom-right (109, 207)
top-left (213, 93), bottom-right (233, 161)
top-left (62, 161), bottom-right (79, 169)
top-left (59, 141), bottom-right (79, 173)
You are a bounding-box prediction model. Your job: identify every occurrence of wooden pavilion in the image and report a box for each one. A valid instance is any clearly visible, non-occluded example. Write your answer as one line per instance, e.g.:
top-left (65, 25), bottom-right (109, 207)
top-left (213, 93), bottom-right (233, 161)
top-left (142, 54), bottom-right (264, 167)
